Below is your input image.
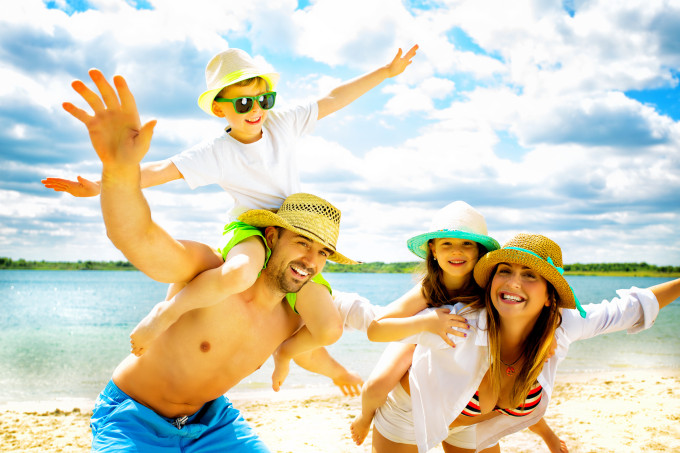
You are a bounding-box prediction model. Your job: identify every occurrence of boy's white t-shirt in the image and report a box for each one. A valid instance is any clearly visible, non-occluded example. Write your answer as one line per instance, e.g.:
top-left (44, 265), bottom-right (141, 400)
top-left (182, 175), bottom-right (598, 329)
top-left (171, 102), bottom-right (318, 221)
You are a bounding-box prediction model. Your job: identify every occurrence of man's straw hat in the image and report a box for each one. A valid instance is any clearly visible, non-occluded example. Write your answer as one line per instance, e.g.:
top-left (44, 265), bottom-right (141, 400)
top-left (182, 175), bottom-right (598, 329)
top-left (238, 193), bottom-right (357, 265)
top-left (407, 201), bottom-right (500, 259)
top-left (197, 49), bottom-right (280, 117)
top-left (473, 233), bottom-right (585, 317)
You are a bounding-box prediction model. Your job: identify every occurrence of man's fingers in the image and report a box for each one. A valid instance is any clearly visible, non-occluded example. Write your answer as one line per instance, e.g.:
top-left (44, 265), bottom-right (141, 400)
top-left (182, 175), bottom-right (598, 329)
top-left (62, 102), bottom-right (93, 124)
top-left (114, 75), bottom-right (139, 116)
top-left (89, 69), bottom-right (121, 111)
top-left (70, 79), bottom-right (106, 113)
top-left (136, 119), bottom-right (157, 152)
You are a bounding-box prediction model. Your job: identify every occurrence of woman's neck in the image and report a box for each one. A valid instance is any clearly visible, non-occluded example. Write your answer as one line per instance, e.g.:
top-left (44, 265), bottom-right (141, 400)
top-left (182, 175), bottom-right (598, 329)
top-left (498, 315), bottom-right (539, 354)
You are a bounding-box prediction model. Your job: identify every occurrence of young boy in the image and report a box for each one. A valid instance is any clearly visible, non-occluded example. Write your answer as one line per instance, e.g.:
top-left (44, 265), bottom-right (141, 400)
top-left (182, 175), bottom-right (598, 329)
top-left (43, 45), bottom-right (418, 391)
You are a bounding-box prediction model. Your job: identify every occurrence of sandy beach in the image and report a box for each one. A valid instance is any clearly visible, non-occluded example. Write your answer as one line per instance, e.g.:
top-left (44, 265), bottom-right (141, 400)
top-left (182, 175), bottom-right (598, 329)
top-left (1, 369), bottom-right (678, 453)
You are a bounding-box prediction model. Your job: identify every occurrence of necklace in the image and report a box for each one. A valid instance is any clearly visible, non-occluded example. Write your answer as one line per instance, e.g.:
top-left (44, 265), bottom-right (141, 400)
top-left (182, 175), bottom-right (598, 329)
top-left (500, 355), bottom-right (522, 376)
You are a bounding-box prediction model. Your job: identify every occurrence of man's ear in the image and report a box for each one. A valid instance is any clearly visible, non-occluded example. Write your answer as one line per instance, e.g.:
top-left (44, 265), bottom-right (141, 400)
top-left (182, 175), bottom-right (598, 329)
top-left (264, 226), bottom-right (279, 248)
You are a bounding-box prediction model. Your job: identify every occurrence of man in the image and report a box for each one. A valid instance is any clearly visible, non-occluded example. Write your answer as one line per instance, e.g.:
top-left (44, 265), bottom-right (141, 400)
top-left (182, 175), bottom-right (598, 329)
top-left (63, 71), bottom-right (359, 451)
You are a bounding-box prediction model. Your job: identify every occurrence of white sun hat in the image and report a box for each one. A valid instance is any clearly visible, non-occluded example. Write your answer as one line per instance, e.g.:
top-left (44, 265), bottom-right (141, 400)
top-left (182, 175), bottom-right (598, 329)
top-left (197, 49), bottom-right (280, 117)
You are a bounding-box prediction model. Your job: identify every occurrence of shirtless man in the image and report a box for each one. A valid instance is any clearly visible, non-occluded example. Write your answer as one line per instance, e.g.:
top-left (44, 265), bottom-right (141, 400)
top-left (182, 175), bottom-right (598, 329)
top-left (63, 71), bottom-right (359, 451)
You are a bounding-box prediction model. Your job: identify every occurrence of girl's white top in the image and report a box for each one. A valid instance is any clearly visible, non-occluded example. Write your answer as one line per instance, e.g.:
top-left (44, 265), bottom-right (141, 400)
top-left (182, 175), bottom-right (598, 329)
top-left (403, 287), bottom-right (659, 452)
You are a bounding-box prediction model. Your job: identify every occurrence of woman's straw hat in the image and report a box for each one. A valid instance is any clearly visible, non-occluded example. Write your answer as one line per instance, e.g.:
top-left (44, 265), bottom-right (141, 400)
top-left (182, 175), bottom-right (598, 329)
top-left (197, 49), bottom-right (280, 117)
top-left (407, 201), bottom-right (500, 259)
top-left (473, 233), bottom-right (585, 316)
top-left (238, 193), bottom-right (357, 265)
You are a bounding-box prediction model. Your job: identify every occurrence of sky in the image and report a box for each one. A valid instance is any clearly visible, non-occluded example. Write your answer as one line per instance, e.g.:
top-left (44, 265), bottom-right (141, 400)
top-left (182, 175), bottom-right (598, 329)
top-left (1, 0), bottom-right (679, 266)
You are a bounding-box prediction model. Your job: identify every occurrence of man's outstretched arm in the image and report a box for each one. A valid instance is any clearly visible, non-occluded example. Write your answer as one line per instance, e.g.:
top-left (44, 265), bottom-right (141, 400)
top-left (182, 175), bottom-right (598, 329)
top-left (64, 70), bottom-right (220, 283)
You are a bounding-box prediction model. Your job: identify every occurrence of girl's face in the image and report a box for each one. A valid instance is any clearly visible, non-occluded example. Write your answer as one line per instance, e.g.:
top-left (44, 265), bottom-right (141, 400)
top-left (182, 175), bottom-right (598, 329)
top-left (429, 237), bottom-right (480, 280)
top-left (212, 78), bottom-right (269, 144)
top-left (490, 262), bottom-right (550, 321)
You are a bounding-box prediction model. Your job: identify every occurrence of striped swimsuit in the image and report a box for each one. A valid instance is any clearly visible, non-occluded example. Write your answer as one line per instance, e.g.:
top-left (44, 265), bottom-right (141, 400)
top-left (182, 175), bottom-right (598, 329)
top-left (461, 383), bottom-right (543, 417)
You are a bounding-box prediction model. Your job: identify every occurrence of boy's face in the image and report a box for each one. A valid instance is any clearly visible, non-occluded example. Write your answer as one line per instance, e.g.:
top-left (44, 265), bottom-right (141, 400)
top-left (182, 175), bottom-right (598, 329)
top-left (212, 78), bottom-right (270, 144)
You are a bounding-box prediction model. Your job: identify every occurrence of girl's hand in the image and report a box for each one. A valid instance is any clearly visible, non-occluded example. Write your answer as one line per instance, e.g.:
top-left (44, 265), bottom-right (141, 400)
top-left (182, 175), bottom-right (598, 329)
top-left (424, 307), bottom-right (469, 348)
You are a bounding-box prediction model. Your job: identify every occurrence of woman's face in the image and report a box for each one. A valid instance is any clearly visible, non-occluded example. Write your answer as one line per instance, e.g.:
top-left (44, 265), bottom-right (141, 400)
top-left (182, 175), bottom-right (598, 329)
top-left (429, 237), bottom-right (480, 279)
top-left (490, 262), bottom-right (550, 321)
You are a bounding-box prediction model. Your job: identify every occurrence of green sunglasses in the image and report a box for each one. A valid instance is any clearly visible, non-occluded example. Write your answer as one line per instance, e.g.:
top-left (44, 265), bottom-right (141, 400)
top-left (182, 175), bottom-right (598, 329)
top-left (214, 91), bottom-right (277, 114)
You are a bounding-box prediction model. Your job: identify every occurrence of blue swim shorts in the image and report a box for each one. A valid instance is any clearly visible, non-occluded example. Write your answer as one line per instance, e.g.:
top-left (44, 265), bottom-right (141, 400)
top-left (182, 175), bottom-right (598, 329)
top-left (91, 380), bottom-right (270, 452)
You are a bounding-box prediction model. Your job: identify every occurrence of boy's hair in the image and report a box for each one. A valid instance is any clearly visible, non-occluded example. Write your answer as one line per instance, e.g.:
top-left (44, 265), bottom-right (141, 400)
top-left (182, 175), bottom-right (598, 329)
top-left (216, 76), bottom-right (269, 97)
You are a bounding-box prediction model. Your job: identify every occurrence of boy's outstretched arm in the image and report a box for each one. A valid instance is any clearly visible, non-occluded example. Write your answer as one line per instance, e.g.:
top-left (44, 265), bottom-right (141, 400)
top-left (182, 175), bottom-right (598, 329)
top-left (316, 44), bottom-right (418, 120)
top-left (41, 160), bottom-right (183, 197)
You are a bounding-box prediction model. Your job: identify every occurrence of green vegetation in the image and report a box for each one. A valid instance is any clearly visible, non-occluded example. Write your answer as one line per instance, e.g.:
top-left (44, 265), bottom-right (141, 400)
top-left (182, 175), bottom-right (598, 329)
top-left (0, 257), bottom-right (135, 271)
top-left (324, 261), bottom-right (421, 274)
top-left (1, 257), bottom-right (679, 277)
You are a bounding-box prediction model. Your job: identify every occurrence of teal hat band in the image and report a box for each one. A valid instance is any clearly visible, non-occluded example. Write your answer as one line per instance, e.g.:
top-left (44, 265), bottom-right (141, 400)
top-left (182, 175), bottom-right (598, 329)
top-left (504, 246), bottom-right (586, 318)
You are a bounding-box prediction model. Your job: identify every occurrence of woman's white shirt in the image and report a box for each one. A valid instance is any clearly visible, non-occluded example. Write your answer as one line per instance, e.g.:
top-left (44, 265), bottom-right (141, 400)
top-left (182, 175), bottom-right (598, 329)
top-left (404, 287), bottom-right (659, 452)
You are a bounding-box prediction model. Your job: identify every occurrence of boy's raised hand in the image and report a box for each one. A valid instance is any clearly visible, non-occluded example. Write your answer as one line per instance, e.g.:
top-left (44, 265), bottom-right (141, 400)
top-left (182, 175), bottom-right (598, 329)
top-left (41, 175), bottom-right (100, 197)
top-left (385, 44), bottom-right (418, 78)
top-left (63, 69), bottom-right (156, 170)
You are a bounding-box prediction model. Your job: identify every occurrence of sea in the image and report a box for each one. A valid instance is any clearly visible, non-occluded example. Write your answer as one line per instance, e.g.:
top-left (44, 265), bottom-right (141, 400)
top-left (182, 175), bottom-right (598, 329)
top-left (1, 270), bottom-right (678, 403)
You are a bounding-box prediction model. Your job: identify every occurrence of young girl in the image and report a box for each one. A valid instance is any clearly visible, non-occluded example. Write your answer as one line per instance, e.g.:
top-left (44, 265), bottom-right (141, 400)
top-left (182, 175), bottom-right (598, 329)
top-left (47, 45), bottom-right (417, 390)
top-left (372, 233), bottom-right (680, 452)
top-left (350, 202), bottom-right (565, 453)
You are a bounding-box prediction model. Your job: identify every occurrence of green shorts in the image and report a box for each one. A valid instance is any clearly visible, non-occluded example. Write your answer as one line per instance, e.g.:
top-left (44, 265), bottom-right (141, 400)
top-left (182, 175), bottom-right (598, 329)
top-left (217, 221), bottom-right (331, 313)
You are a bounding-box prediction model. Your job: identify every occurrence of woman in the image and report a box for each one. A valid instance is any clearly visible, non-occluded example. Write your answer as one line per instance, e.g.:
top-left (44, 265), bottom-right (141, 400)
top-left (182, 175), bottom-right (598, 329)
top-left (342, 202), bottom-right (564, 451)
top-left (371, 233), bottom-right (680, 452)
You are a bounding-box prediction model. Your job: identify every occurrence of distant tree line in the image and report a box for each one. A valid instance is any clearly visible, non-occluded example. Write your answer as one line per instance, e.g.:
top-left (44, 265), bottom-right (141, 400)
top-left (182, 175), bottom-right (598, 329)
top-left (0, 257), bottom-right (135, 270)
top-left (563, 262), bottom-right (680, 274)
top-left (1, 257), bottom-right (679, 275)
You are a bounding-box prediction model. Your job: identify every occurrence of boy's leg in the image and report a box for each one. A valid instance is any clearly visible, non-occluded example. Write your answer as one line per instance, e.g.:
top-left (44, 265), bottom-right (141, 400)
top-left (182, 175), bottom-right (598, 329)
top-left (130, 235), bottom-right (266, 356)
top-left (351, 343), bottom-right (415, 445)
top-left (271, 281), bottom-right (343, 391)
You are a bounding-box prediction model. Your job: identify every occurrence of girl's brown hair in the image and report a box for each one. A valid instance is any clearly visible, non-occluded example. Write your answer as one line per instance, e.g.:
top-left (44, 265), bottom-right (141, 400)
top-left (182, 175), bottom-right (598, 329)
top-left (420, 241), bottom-right (487, 308)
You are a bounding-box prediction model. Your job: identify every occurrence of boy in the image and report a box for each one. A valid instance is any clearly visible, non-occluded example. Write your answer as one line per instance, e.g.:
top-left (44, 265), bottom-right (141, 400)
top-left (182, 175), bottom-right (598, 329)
top-left (43, 45), bottom-right (418, 390)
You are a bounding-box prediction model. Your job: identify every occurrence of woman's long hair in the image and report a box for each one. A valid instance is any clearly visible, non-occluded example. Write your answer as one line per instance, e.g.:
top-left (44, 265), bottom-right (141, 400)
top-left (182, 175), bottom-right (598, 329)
top-left (420, 241), bottom-right (487, 307)
top-left (461, 264), bottom-right (563, 408)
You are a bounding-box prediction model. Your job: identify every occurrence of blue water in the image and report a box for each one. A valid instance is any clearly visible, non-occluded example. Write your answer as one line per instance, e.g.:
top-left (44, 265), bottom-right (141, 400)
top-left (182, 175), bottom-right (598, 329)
top-left (0, 271), bottom-right (678, 402)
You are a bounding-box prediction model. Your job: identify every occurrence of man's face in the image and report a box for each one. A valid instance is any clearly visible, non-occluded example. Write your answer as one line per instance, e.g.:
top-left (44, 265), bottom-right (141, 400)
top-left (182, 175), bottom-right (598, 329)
top-left (264, 228), bottom-right (332, 294)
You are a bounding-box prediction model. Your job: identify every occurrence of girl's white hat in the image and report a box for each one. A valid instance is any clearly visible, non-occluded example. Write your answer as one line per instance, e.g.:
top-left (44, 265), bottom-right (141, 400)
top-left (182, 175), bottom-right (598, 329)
top-left (407, 201), bottom-right (500, 259)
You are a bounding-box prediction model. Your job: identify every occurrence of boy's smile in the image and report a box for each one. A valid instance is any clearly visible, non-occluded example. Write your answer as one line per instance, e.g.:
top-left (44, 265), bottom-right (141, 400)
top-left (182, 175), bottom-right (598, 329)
top-left (213, 78), bottom-right (270, 144)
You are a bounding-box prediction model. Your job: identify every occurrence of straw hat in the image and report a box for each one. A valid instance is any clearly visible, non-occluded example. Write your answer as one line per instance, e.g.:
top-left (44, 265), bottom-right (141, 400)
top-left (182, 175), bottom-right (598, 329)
top-left (474, 233), bottom-right (585, 316)
top-left (238, 193), bottom-right (357, 265)
top-left (197, 49), bottom-right (280, 117)
top-left (407, 201), bottom-right (500, 259)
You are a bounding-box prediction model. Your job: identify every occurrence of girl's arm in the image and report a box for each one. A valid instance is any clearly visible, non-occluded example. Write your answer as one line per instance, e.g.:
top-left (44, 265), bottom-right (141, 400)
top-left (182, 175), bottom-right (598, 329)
top-left (41, 159), bottom-right (182, 196)
top-left (366, 285), bottom-right (468, 347)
